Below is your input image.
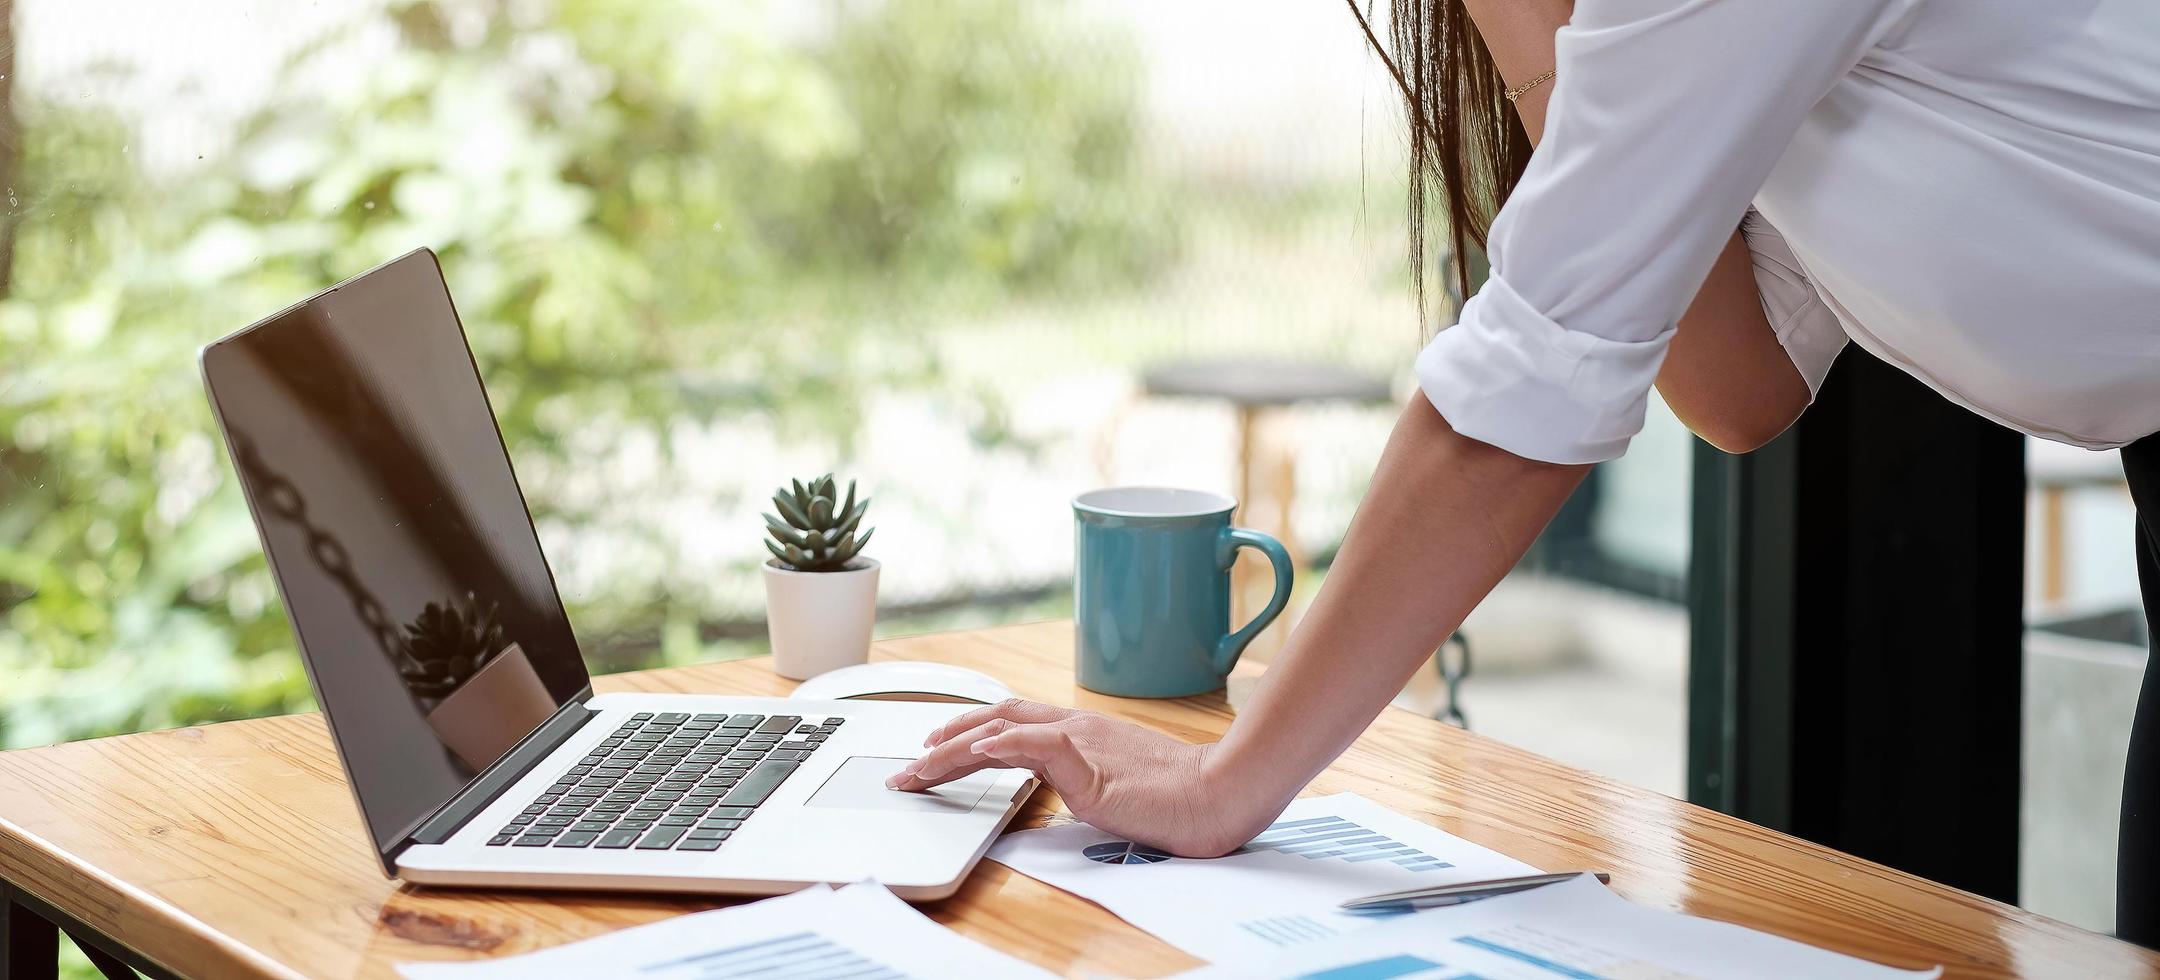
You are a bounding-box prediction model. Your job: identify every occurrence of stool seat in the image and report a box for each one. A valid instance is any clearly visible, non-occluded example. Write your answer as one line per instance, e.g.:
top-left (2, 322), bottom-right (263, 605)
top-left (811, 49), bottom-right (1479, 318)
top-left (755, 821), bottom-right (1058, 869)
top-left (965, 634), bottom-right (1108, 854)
top-left (1140, 357), bottom-right (1392, 408)
top-left (1132, 357), bottom-right (1393, 660)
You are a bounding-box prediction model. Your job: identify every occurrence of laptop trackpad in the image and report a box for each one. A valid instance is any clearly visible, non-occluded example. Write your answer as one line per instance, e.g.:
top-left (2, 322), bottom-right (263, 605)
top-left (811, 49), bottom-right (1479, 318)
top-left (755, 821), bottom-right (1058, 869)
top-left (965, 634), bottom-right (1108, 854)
top-left (807, 756), bottom-right (997, 813)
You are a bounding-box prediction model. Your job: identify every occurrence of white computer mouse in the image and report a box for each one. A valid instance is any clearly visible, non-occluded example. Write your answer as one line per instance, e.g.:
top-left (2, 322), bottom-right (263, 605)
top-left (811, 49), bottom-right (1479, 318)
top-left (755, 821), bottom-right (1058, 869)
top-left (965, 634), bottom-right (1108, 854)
top-left (791, 661), bottom-right (1014, 705)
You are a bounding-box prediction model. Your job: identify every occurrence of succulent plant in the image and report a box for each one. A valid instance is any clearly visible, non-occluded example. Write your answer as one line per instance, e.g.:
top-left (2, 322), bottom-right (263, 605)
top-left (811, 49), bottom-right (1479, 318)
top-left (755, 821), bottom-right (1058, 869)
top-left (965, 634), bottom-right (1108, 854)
top-left (764, 473), bottom-right (874, 572)
top-left (396, 593), bottom-right (509, 705)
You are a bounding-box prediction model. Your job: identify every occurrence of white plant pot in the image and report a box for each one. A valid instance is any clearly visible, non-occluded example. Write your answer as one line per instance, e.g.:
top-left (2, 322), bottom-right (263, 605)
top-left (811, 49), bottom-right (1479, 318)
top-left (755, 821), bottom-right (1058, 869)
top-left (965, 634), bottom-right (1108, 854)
top-left (763, 558), bottom-right (881, 681)
top-left (424, 642), bottom-right (556, 771)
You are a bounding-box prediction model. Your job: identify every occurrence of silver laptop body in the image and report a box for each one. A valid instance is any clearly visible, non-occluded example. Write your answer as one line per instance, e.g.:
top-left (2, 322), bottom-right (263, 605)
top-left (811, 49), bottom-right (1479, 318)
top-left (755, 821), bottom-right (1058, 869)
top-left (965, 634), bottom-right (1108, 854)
top-left (201, 248), bottom-right (1032, 899)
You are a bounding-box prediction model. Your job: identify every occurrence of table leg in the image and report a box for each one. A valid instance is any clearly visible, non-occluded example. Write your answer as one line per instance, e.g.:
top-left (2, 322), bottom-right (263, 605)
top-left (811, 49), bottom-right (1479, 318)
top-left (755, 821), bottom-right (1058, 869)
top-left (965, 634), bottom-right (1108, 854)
top-left (1, 882), bottom-right (59, 980)
top-left (1271, 420), bottom-right (1302, 572)
top-left (2039, 485), bottom-right (2066, 606)
top-left (66, 935), bottom-right (138, 980)
top-left (1, 882), bottom-right (150, 980)
top-left (1244, 415), bottom-right (1305, 662)
top-left (1234, 405), bottom-right (1258, 523)
top-left (1232, 405), bottom-right (1259, 627)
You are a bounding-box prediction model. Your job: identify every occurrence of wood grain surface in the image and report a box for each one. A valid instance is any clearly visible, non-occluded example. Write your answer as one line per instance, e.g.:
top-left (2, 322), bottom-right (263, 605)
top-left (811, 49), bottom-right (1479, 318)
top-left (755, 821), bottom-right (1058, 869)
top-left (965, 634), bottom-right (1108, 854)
top-left (0, 621), bottom-right (2152, 978)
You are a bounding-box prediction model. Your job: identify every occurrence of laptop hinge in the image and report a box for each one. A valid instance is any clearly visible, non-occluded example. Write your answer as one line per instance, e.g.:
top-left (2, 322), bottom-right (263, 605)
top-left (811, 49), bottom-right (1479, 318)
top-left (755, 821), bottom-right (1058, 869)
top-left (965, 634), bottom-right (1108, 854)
top-left (400, 694), bottom-right (598, 852)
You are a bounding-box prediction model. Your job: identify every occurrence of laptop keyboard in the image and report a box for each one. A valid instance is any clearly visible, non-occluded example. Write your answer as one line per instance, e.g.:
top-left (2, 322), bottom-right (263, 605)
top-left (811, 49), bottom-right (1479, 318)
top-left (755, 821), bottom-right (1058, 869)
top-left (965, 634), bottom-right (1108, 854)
top-left (484, 711), bottom-right (840, 853)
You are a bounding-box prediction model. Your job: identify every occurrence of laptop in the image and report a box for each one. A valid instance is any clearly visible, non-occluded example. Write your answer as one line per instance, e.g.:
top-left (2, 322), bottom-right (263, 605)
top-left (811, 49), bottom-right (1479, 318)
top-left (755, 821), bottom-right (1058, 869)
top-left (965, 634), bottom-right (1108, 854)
top-left (199, 248), bottom-right (1035, 898)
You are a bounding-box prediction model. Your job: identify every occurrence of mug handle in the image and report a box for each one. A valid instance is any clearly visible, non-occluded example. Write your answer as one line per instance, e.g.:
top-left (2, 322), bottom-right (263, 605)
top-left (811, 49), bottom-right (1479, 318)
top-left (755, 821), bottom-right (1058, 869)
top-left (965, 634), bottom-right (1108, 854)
top-left (1212, 527), bottom-right (1295, 674)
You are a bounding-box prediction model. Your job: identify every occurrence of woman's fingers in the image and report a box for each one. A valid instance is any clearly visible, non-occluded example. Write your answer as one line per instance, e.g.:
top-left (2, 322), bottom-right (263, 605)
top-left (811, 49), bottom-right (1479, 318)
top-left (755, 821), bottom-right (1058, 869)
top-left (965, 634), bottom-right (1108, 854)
top-left (921, 698), bottom-right (1074, 748)
top-left (887, 756), bottom-right (1001, 792)
top-left (894, 705), bottom-right (1105, 803)
top-left (889, 717), bottom-right (1011, 789)
top-left (971, 723), bottom-right (1100, 806)
top-left (891, 711), bottom-right (1223, 854)
top-left (888, 717), bottom-right (1098, 801)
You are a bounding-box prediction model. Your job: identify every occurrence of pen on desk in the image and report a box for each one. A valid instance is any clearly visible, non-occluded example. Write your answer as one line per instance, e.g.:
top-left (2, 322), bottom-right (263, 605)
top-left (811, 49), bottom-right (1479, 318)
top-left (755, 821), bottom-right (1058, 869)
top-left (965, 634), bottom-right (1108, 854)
top-left (1338, 871), bottom-right (1613, 913)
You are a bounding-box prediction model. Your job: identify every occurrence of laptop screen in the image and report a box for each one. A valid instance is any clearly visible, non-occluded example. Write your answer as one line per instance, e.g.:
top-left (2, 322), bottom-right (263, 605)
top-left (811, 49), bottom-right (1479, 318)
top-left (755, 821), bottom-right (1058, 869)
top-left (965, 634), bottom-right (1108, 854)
top-left (202, 250), bottom-right (590, 862)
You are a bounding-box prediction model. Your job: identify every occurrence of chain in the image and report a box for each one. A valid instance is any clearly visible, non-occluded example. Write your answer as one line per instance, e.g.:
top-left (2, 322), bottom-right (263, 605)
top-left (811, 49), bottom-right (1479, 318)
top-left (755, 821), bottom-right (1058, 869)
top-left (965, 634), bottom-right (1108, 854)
top-left (231, 434), bottom-right (407, 667)
top-left (1434, 632), bottom-right (1472, 729)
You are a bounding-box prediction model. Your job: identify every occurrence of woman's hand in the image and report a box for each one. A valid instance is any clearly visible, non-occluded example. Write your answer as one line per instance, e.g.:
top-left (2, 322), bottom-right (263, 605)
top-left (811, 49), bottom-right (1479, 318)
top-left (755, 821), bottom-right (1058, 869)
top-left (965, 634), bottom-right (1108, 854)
top-left (883, 402), bottom-right (1584, 859)
top-left (885, 699), bottom-right (1264, 857)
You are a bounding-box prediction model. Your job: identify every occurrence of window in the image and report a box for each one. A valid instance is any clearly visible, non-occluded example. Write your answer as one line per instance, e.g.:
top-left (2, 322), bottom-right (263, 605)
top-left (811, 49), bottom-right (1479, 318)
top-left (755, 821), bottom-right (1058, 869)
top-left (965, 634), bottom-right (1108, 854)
top-left (2024, 437), bottom-right (2145, 932)
top-left (1, 0), bottom-right (1691, 804)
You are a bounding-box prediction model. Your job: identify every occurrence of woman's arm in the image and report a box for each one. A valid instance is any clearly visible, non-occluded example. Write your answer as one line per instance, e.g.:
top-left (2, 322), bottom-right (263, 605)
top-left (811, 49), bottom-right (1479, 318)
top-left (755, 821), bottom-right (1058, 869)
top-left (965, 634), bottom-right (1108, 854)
top-left (894, 0), bottom-right (1885, 851)
top-left (1206, 395), bottom-right (1588, 844)
top-left (1421, 0), bottom-right (1898, 465)
top-left (1465, 0), bottom-right (1809, 453)
top-left (892, 394), bottom-right (1586, 854)
top-left (1663, 235), bottom-right (1812, 451)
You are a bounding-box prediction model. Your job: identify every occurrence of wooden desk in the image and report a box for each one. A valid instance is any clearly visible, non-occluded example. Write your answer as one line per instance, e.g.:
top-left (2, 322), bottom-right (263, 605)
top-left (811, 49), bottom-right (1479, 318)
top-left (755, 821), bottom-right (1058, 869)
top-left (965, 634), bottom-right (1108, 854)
top-left (0, 621), bottom-right (2152, 979)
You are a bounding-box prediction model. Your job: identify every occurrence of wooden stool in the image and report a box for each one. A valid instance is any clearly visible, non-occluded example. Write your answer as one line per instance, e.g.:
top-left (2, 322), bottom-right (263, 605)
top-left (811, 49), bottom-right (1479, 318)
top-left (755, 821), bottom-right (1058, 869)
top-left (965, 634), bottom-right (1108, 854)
top-left (2027, 439), bottom-right (2134, 609)
top-left (1139, 358), bottom-right (1392, 658)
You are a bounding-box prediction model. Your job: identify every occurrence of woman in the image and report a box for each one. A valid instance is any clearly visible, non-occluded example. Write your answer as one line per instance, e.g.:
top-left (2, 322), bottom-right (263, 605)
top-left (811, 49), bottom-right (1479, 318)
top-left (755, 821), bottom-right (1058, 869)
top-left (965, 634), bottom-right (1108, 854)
top-left (892, 0), bottom-right (2160, 944)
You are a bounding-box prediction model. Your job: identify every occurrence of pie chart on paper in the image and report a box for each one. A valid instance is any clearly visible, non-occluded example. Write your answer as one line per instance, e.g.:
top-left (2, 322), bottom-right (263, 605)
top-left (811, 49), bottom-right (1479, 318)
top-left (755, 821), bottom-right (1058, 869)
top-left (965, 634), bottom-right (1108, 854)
top-left (1083, 841), bottom-right (1175, 865)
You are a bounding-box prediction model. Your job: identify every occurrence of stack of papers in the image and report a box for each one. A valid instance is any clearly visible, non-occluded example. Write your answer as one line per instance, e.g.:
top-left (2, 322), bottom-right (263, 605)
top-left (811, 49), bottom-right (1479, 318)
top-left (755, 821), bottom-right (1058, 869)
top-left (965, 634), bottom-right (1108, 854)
top-left (1175, 872), bottom-right (1941, 979)
top-left (988, 792), bottom-right (1939, 979)
top-left (987, 792), bottom-right (1539, 962)
top-left (400, 792), bottom-right (1941, 979)
top-left (394, 882), bottom-right (1051, 980)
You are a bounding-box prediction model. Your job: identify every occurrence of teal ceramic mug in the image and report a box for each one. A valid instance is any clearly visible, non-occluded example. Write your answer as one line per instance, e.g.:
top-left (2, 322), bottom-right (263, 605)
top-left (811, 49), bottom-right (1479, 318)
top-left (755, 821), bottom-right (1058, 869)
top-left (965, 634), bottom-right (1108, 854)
top-left (1073, 487), bottom-right (1295, 698)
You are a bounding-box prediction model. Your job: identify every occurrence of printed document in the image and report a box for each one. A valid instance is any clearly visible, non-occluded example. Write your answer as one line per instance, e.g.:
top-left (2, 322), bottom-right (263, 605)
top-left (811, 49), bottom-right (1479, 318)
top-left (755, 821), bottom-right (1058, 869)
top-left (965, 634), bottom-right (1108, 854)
top-left (394, 881), bottom-right (1053, 980)
top-left (986, 792), bottom-right (1539, 962)
top-left (1175, 872), bottom-right (1942, 979)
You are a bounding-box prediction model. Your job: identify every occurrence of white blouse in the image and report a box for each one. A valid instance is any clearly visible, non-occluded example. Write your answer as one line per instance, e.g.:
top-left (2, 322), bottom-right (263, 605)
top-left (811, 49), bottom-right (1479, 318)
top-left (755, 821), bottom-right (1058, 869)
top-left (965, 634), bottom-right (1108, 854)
top-left (1415, 0), bottom-right (2160, 465)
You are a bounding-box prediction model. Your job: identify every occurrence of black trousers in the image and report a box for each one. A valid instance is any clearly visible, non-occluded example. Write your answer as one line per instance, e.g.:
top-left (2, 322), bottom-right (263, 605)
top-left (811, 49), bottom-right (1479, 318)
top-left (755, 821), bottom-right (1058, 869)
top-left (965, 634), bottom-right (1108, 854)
top-left (2120, 433), bottom-right (2160, 947)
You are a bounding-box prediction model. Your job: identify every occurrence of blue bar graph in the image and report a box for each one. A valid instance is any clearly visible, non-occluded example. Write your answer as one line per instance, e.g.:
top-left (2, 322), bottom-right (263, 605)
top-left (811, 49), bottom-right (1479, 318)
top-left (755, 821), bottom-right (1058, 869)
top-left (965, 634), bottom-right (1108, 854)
top-left (1454, 936), bottom-right (1607, 980)
top-left (1241, 816), bottom-right (1454, 872)
top-left (1293, 954), bottom-right (1447, 980)
top-left (639, 930), bottom-right (909, 979)
top-left (1238, 914), bottom-right (1341, 947)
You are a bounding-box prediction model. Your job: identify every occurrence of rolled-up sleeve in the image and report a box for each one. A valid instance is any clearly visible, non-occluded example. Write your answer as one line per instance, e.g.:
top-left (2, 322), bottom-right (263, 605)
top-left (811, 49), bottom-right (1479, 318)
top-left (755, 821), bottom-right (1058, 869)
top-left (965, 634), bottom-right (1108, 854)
top-left (1740, 209), bottom-right (1848, 398)
top-left (1418, 0), bottom-right (1912, 464)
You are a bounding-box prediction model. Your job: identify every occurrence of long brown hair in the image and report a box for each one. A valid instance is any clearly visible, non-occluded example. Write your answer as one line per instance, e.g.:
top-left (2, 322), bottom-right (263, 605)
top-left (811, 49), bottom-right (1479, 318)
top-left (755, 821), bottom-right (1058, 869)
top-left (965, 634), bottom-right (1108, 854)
top-left (1347, 0), bottom-right (1531, 316)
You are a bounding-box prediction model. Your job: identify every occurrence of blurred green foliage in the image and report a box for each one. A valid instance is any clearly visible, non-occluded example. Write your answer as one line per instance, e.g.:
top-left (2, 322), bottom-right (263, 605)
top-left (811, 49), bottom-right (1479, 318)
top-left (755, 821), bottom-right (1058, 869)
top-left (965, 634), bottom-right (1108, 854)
top-left (0, 0), bottom-right (1170, 747)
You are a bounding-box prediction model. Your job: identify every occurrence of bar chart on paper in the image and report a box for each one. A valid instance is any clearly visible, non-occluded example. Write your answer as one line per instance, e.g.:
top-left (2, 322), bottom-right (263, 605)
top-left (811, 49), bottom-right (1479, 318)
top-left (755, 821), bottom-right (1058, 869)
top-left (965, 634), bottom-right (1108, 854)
top-left (1179, 874), bottom-right (1945, 980)
top-left (1241, 814), bottom-right (1456, 872)
top-left (395, 885), bottom-right (1058, 980)
top-left (1290, 954), bottom-right (1449, 980)
top-left (1230, 831), bottom-right (1459, 952)
top-left (986, 793), bottom-right (1543, 965)
top-left (641, 931), bottom-right (906, 979)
